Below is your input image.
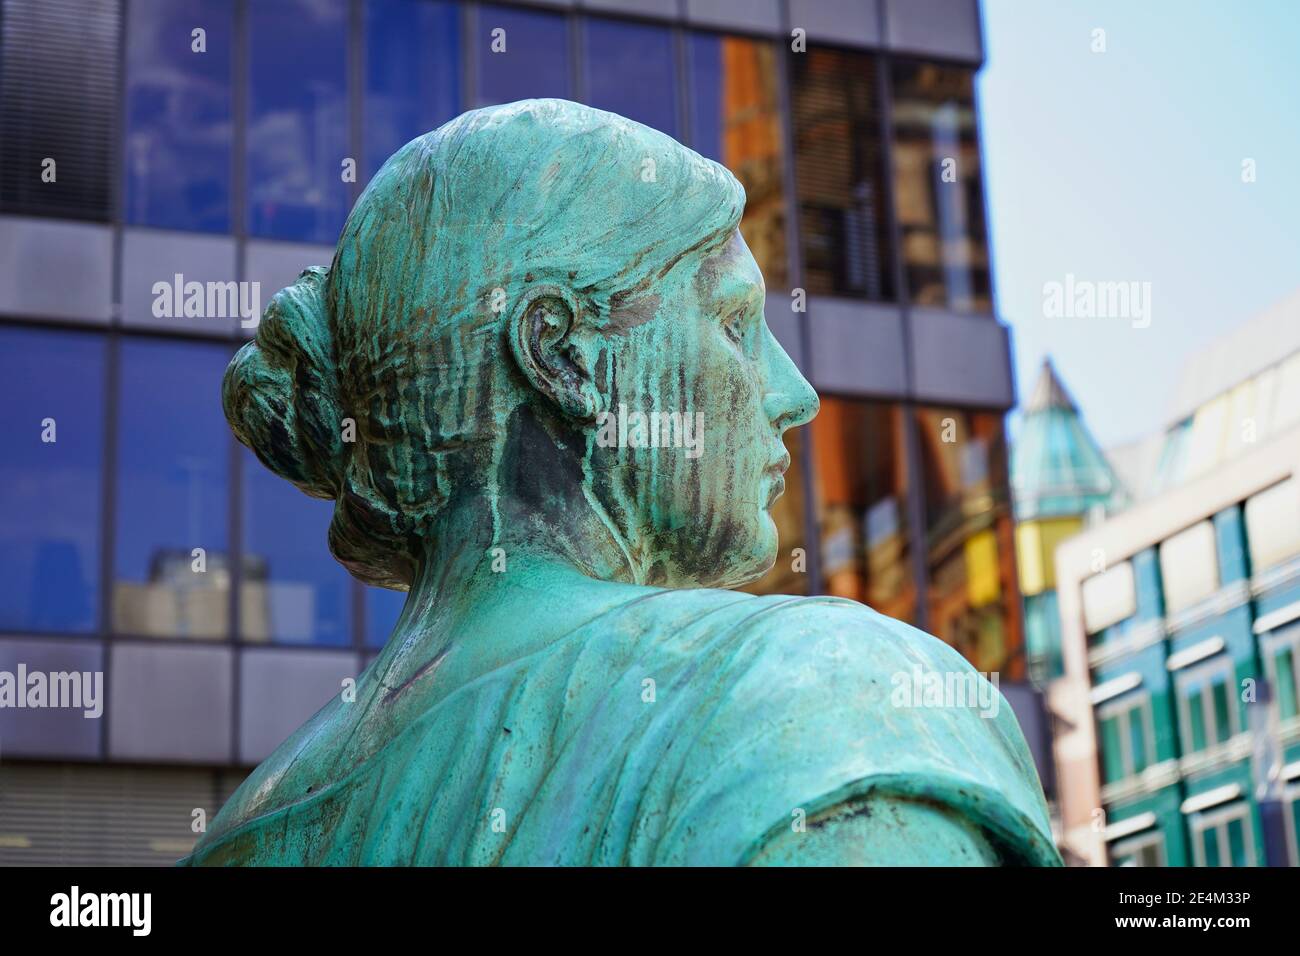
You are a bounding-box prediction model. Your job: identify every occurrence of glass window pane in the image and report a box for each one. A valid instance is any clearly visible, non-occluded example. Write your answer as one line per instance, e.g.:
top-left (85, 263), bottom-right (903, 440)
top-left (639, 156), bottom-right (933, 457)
top-left (1276, 645), bottom-right (1298, 720)
top-left (1139, 840), bottom-right (1164, 867)
top-left (916, 408), bottom-right (1022, 676)
top-left (1245, 478), bottom-right (1300, 573)
top-left (364, 0), bottom-right (460, 179)
top-left (476, 4), bottom-right (569, 106)
top-left (740, 427), bottom-right (810, 596)
top-left (687, 33), bottom-right (787, 289)
top-left (1212, 679), bottom-right (1232, 743)
top-left (113, 340), bottom-right (232, 639)
top-left (0, 328), bottom-right (105, 632)
top-left (1098, 716), bottom-right (1122, 783)
top-left (1128, 705), bottom-right (1147, 773)
top-left (584, 17), bottom-right (677, 138)
top-left (1227, 816), bottom-right (1248, 867)
top-left (1187, 687), bottom-right (1206, 752)
top-left (247, 0), bottom-right (349, 243)
top-left (1159, 520), bottom-right (1219, 616)
top-left (1201, 826), bottom-right (1220, 867)
top-left (365, 585), bottom-right (406, 648)
top-left (125, 0), bottom-right (233, 232)
top-left (890, 62), bottom-right (990, 312)
top-left (790, 47), bottom-right (894, 300)
top-left (812, 399), bottom-right (913, 622)
top-left (241, 450), bottom-right (351, 646)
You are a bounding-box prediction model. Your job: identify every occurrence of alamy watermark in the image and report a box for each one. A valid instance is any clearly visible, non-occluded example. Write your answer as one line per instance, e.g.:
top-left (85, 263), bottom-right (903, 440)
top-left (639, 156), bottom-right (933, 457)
top-left (151, 273), bottom-right (261, 328)
top-left (890, 665), bottom-right (1001, 719)
top-left (1042, 273), bottom-right (1152, 329)
top-left (0, 664), bottom-right (103, 718)
top-left (595, 404), bottom-right (704, 459)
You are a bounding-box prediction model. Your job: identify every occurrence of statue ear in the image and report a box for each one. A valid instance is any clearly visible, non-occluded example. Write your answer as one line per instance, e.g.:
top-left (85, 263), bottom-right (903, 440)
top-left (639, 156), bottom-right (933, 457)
top-left (507, 286), bottom-right (602, 422)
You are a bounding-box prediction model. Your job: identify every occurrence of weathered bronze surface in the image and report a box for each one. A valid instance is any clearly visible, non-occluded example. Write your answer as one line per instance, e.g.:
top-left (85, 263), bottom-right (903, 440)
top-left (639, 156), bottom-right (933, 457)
top-left (185, 100), bottom-right (1060, 866)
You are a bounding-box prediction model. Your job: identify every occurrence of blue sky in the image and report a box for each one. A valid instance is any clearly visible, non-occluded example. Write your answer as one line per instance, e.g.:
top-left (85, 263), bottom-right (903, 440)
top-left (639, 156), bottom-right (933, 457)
top-left (978, 0), bottom-right (1300, 448)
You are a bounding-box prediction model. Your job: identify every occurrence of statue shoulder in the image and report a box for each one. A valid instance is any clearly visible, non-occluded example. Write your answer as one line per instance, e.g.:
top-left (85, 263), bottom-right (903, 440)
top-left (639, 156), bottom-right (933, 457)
top-left (649, 592), bottom-right (1060, 865)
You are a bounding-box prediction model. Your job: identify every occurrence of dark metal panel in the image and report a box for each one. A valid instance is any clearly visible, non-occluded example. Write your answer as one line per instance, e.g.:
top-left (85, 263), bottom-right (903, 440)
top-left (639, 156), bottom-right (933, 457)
top-left (909, 307), bottom-right (1015, 409)
top-left (238, 648), bottom-right (358, 764)
top-left (120, 230), bottom-right (240, 335)
top-left (788, 0), bottom-right (882, 48)
top-left (0, 216), bottom-right (114, 322)
top-left (807, 297), bottom-right (907, 399)
top-left (883, 0), bottom-right (983, 64)
top-left (686, 0), bottom-right (781, 34)
top-left (107, 642), bottom-right (233, 763)
top-left (0, 638), bottom-right (105, 759)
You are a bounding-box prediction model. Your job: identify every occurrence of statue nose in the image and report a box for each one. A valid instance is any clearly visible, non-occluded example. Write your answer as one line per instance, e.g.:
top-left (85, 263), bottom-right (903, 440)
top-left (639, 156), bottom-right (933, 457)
top-left (764, 382), bottom-right (819, 432)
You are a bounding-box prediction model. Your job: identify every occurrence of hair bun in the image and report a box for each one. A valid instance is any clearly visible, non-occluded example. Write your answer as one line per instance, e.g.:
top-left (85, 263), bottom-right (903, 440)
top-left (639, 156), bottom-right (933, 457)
top-left (223, 266), bottom-right (345, 500)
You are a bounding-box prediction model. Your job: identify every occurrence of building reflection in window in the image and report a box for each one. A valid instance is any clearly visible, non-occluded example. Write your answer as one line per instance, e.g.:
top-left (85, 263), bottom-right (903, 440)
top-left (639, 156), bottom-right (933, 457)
top-left (739, 427), bottom-right (810, 596)
top-left (477, 3), bottom-right (570, 106)
top-left (915, 407), bottom-right (1022, 677)
top-left (810, 398), bottom-right (914, 622)
top-left (0, 328), bottom-right (106, 633)
top-left (241, 450), bottom-right (351, 646)
top-left (125, 0), bottom-right (233, 233)
top-left (688, 33), bottom-right (787, 290)
top-left (247, 0), bottom-right (349, 243)
top-left (363, 0), bottom-right (460, 180)
top-left (790, 47), bottom-right (894, 301)
top-left (113, 340), bottom-right (232, 639)
top-left (890, 62), bottom-right (990, 313)
top-left (585, 17), bottom-right (678, 138)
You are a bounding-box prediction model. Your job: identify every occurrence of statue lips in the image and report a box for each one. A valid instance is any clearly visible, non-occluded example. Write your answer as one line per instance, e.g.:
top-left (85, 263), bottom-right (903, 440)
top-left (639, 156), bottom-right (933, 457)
top-left (764, 448), bottom-right (791, 507)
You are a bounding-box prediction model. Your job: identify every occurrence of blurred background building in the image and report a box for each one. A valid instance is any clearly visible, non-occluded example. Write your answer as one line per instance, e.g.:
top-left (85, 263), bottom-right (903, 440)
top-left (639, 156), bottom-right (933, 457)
top-left (1028, 291), bottom-right (1300, 866)
top-left (0, 0), bottom-right (1040, 864)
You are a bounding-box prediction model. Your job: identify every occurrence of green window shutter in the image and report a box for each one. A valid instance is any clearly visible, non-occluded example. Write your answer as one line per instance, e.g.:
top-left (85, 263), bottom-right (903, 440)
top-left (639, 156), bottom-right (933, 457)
top-left (1201, 826), bottom-right (1220, 867)
top-left (1099, 716), bottom-right (1123, 782)
top-left (1128, 705), bottom-right (1148, 773)
top-left (1276, 647), bottom-right (1297, 721)
top-left (1188, 688), bottom-right (1206, 752)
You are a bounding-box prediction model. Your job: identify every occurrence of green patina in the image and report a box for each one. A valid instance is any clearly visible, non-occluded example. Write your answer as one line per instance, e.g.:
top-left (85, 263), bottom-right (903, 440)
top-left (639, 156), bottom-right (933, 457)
top-left (185, 99), bottom-right (1060, 866)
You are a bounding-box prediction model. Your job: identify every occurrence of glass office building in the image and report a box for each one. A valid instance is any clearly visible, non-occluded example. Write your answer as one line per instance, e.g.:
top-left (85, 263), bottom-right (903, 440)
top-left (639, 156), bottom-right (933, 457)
top-left (0, 0), bottom-right (1029, 864)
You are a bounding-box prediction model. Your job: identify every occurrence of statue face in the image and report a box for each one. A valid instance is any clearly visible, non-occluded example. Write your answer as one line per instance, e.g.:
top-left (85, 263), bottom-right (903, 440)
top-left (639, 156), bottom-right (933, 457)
top-left (587, 230), bottom-right (818, 588)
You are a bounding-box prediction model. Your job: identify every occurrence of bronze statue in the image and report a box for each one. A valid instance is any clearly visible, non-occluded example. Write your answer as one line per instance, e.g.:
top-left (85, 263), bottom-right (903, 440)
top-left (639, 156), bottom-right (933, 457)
top-left (185, 100), bottom-right (1059, 866)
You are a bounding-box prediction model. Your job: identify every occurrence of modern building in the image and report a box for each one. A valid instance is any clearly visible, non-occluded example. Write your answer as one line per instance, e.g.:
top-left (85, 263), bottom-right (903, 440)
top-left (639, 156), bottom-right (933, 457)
top-left (1047, 289), bottom-right (1300, 866)
top-left (1011, 358), bottom-right (1122, 686)
top-left (0, 0), bottom-right (1038, 864)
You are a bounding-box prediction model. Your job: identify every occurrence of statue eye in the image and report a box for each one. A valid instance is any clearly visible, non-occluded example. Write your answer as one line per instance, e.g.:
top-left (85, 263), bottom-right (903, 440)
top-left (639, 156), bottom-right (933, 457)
top-left (722, 309), bottom-right (746, 346)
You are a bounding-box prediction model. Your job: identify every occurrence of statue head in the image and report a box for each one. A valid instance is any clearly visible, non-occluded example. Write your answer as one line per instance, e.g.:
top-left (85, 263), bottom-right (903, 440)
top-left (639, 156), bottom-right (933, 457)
top-left (224, 99), bottom-right (817, 594)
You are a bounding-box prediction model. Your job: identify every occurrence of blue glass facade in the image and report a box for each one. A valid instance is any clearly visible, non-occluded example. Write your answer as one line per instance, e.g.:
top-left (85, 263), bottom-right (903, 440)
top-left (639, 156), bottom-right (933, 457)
top-left (0, 327), bottom-right (106, 633)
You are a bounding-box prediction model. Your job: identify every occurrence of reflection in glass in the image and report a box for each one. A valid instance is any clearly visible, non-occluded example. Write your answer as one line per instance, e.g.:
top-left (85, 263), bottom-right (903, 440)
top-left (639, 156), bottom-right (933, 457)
top-left (740, 428), bottom-right (810, 596)
top-left (247, 0), bottom-right (349, 243)
top-left (584, 17), bottom-right (677, 138)
top-left (0, 328), bottom-right (105, 633)
top-left (241, 450), bottom-right (351, 646)
top-left (811, 399), bottom-right (914, 622)
top-left (890, 62), bottom-right (990, 313)
top-left (915, 407), bottom-right (1022, 677)
top-left (477, 4), bottom-right (570, 106)
top-left (364, 0), bottom-right (460, 179)
top-left (790, 47), bottom-right (894, 300)
top-left (113, 340), bottom-right (232, 639)
top-left (125, 0), bottom-right (233, 232)
top-left (688, 33), bottom-right (787, 290)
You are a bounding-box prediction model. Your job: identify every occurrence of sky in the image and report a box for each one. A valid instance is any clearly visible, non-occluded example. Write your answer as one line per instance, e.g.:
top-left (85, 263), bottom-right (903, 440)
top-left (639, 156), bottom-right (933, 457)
top-left (978, 0), bottom-right (1300, 449)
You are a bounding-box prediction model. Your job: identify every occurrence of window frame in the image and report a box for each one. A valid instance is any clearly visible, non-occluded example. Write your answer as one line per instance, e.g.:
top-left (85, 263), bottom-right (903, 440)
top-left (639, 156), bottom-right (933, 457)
top-left (1189, 801), bottom-right (1256, 868)
top-left (1095, 690), bottom-right (1155, 783)
top-left (1175, 655), bottom-right (1240, 756)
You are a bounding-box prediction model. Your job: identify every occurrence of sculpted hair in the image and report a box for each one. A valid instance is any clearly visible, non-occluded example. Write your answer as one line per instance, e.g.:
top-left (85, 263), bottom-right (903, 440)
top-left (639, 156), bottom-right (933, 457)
top-left (223, 99), bottom-right (745, 589)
